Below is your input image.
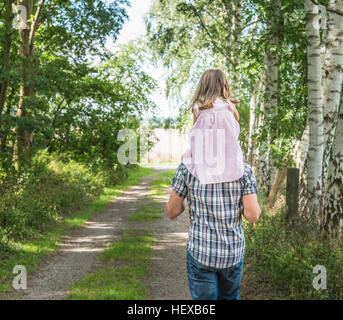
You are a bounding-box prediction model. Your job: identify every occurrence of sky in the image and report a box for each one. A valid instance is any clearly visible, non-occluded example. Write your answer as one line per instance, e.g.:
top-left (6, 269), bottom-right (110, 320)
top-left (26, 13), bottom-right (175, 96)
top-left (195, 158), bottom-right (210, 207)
top-left (107, 0), bottom-right (177, 119)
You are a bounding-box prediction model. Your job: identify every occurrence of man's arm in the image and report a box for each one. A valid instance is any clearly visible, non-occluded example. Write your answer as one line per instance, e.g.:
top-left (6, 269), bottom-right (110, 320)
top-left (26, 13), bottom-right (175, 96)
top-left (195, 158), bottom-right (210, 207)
top-left (166, 190), bottom-right (185, 220)
top-left (242, 193), bottom-right (261, 224)
top-left (241, 164), bottom-right (260, 224)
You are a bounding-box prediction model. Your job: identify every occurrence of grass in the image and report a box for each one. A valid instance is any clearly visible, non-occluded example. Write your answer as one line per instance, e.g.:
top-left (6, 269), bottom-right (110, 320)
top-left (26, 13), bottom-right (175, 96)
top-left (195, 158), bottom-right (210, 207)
top-left (138, 206), bottom-right (162, 214)
top-left (149, 170), bottom-right (176, 199)
top-left (0, 166), bottom-right (153, 295)
top-left (68, 229), bottom-right (155, 300)
top-left (244, 196), bottom-right (343, 300)
top-left (128, 206), bottom-right (162, 221)
top-left (128, 213), bottom-right (162, 221)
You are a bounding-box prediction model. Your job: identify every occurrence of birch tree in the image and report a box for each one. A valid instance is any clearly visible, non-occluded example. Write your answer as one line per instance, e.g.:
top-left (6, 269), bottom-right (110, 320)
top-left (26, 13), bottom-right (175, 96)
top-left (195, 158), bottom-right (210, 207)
top-left (221, 0), bottom-right (242, 97)
top-left (247, 80), bottom-right (262, 168)
top-left (321, 0), bottom-right (343, 232)
top-left (296, 123), bottom-right (310, 217)
top-left (257, 0), bottom-right (281, 195)
top-left (304, 0), bottom-right (325, 224)
top-left (321, 0), bottom-right (343, 184)
top-left (324, 94), bottom-right (343, 232)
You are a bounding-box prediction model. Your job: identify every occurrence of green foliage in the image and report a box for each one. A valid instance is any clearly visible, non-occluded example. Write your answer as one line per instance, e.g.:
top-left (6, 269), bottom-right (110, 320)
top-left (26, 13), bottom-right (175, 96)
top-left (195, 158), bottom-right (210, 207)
top-left (245, 212), bottom-right (343, 299)
top-left (146, 0), bottom-right (308, 164)
top-left (149, 116), bottom-right (178, 129)
top-left (0, 160), bottom-right (153, 294)
top-left (0, 150), bottom-right (151, 242)
top-left (0, 0), bottom-right (157, 173)
top-left (0, 151), bottom-right (101, 241)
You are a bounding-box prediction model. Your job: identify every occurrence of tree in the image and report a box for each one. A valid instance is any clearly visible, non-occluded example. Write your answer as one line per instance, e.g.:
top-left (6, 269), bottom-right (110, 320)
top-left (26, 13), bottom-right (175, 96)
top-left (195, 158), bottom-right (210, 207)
top-left (324, 94), bottom-right (343, 232)
top-left (302, 0), bottom-right (343, 229)
top-left (0, 0), bottom-right (130, 169)
top-left (304, 0), bottom-right (325, 224)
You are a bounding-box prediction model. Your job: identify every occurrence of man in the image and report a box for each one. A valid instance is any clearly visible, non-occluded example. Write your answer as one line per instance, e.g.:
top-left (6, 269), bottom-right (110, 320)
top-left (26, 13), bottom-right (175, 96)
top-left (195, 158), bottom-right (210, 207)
top-left (165, 162), bottom-right (261, 300)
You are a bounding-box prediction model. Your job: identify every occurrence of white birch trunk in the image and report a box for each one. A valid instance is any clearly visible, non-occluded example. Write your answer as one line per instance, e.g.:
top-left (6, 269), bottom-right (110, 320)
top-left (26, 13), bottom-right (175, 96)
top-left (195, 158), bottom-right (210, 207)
top-left (223, 0), bottom-right (242, 98)
top-left (305, 0), bottom-right (325, 224)
top-left (256, 75), bottom-right (270, 193)
top-left (322, 0), bottom-right (343, 185)
top-left (257, 0), bottom-right (280, 195)
top-left (296, 123), bottom-right (310, 218)
top-left (247, 80), bottom-right (262, 169)
top-left (323, 96), bottom-right (343, 233)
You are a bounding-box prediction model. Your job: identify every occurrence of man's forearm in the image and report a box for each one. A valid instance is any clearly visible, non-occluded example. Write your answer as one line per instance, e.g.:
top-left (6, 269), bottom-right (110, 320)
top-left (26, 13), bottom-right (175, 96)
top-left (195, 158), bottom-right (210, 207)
top-left (166, 190), bottom-right (186, 219)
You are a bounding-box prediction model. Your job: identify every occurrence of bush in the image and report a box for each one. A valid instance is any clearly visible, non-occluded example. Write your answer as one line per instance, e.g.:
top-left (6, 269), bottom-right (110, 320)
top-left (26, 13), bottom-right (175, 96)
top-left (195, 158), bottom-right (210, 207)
top-left (245, 210), bottom-right (343, 300)
top-left (0, 150), bottom-right (127, 242)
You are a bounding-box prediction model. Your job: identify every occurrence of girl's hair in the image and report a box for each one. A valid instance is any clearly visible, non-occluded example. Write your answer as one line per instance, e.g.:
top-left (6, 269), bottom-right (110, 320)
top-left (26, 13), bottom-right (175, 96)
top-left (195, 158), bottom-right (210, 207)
top-left (189, 69), bottom-right (238, 111)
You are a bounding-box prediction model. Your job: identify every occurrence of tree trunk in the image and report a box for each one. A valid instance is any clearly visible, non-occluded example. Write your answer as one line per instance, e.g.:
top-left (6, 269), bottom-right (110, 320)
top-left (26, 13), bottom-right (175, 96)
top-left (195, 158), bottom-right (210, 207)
top-left (305, 0), bottom-right (325, 225)
top-left (296, 123), bottom-right (310, 218)
top-left (323, 94), bottom-right (343, 233)
top-left (267, 164), bottom-right (287, 209)
top-left (0, 87), bottom-right (15, 151)
top-left (322, 0), bottom-right (343, 186)
top-left (267, 0), bottom-right (281, 189)
top-left (0, 0), bottom-right (14, 135)
top-left (257, 0), bottom-right (281, 195)
top-left (256, 77), bottom-right (270, 192)
top-left (13, 0), bottom-right (45, 169)
top-left (222, 0), bottom-right (242, 98)
top-left (247, 81), bottom-right (262, 169)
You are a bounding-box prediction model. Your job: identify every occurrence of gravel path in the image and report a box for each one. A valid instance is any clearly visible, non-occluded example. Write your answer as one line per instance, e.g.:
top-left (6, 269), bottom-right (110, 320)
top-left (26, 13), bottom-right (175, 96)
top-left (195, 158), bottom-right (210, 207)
top-left (4, 167), bottom-right (190, 300)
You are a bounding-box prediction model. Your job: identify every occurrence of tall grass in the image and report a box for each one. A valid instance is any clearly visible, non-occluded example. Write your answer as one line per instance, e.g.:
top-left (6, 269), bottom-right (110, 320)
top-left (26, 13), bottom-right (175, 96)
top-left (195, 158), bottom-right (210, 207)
top-left (244, 205), bottom-right (343, 300)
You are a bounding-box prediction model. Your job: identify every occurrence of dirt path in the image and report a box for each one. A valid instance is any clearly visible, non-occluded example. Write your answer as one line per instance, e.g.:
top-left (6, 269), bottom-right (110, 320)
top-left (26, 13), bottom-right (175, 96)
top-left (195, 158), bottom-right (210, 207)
top-left (4, 166), bottom-right (264, 300)
top-left (4, 167), bottom-right (190, 300)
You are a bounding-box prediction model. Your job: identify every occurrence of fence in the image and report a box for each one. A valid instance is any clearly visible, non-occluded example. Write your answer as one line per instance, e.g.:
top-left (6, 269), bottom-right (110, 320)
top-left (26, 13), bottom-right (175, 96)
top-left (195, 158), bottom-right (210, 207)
top-left (143, 129), bottom-right (188, 164)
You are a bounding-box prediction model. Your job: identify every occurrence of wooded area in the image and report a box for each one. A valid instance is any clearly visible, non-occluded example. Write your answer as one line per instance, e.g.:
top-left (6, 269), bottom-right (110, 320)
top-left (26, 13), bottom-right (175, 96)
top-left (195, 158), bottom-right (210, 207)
top-left (146, 0), bottom-right (343, 234)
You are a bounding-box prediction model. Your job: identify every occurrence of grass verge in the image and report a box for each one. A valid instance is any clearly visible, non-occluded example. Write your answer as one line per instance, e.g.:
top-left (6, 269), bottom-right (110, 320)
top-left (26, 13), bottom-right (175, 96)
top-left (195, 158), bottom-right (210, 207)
top-left (244, 196), bottom-right (343, 300)
top-left (67, 229), bottom-right (155, 300)
top-left (126, 170), bottom-right (176, 222)
top-left (0, 166), bottom-right (153, 295)
top-left (149, 170), bottom-right (176, 199)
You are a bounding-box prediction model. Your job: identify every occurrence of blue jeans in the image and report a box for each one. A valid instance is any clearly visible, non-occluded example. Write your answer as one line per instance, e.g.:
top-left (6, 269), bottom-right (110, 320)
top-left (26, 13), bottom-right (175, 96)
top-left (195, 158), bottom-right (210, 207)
top-left (187, 251), bottom-right (243, 300)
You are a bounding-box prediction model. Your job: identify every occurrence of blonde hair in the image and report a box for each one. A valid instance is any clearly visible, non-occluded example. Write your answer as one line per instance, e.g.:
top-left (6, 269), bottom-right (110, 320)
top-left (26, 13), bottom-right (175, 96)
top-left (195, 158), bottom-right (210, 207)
top-left (189, 69), bottom-right (238, 111)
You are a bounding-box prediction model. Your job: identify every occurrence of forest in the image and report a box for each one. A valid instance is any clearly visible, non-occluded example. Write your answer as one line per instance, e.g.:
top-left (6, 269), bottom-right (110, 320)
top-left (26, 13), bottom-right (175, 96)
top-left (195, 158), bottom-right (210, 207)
top-left (0, 0), bottom-right (343, 301)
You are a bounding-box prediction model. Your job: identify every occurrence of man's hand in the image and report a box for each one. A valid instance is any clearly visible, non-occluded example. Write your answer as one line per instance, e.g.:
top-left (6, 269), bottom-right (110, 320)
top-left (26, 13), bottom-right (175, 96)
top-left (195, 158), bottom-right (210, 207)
top-left (166, 190), bottom-right (185, 219)
top-left (242, 193), bottom-right (261, 224)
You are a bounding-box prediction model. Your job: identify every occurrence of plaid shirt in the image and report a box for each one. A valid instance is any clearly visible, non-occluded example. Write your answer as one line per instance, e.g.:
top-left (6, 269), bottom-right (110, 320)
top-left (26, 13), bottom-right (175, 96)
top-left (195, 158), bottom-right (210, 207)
top-left (171, 162), bottom-right (258, 269)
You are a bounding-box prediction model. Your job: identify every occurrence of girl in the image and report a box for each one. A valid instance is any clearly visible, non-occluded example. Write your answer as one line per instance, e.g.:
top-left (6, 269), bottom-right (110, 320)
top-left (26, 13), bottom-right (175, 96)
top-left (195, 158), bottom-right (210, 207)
top-left (182, 69), bottom-right (245, 185)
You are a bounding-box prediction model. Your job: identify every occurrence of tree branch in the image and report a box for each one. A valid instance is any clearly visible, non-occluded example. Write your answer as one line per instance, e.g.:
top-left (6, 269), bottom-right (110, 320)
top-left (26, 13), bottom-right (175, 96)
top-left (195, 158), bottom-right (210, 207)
top-left (310, 0), bottom-right (343, 17)
top-left (189, 4), bottom-right (235, 66)
top-left (29, 0), bottom-right (45, 49)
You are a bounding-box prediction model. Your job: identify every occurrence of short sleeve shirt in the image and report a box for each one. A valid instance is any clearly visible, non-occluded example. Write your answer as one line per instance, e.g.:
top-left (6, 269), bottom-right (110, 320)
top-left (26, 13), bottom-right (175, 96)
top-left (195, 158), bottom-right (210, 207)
top-left (171, 162), bottom-right (258, 269)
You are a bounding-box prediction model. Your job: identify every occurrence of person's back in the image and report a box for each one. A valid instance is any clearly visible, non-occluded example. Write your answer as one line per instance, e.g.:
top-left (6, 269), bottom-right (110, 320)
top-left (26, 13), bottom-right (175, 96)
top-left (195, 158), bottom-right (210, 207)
top-left (174, 161), bottom-right (255, 268)
top-left (166, 161), bottom-right (261, 300)
top-left (165, 69), bottom-right (261, 300)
